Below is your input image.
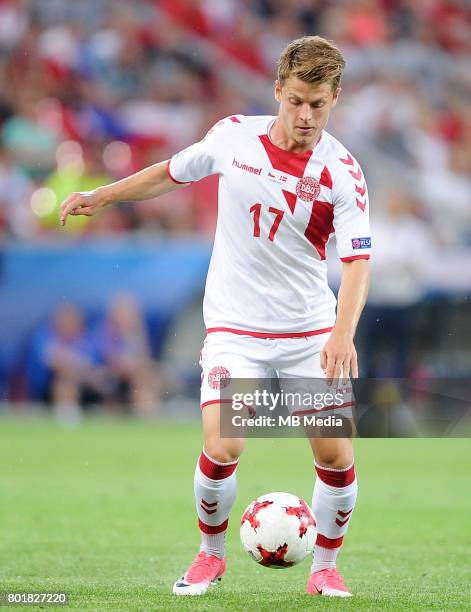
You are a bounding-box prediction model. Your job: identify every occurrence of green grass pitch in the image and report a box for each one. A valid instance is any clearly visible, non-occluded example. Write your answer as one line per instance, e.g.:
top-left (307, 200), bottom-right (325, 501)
top-left (1, 415), bottom-right (470, 611)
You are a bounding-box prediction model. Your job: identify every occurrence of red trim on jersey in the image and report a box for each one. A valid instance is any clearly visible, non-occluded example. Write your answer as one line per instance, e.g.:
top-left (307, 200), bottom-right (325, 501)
top-left (206, 326), bottom-right (333, 339)
top-left (340, 255), bottom-right (370, 262)
top-left (198, 452), bottom-right (238, 480)
top-left (315, 463), bottom-right (356, 487)
top-left (316, 533), bottom-right (344, 549)
top-left (166, 159), bottom-right (191, 185)
top-left (258, 134), bottom-right (312, 178)
top-left (319, 165), bottom-right (333, 189)
top-left (198, 518), bottom-right (229, 534)
top-left (230, 116), bottom-right (241, 123)
top-left (304, 200), bottom-right (334, 260)
top-left (291, 401), bottom-right (355, 416)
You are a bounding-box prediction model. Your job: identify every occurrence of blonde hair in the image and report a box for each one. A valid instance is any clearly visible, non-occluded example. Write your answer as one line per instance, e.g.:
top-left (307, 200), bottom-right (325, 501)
top-left (277, 36), bottom-right (346, 91)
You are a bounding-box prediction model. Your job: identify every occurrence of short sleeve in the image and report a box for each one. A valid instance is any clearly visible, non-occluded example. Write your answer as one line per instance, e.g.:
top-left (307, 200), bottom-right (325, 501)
top-left (167, 118), bottom-right (231, 184)
top-left (332, 159), bottom-right (372, 262)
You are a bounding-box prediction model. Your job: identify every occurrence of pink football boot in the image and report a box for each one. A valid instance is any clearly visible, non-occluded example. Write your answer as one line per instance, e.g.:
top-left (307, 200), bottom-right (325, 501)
top-left (173, 551), bottom-right (226, 596)
top-left (307, 568), bottom-right (352, 597)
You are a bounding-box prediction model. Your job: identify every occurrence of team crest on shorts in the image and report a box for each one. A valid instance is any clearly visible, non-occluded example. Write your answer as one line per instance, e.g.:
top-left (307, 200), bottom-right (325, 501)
top-left (208, 366), bottom-right (231, 390)
top-left (296, 177), bottom-right (320, 202)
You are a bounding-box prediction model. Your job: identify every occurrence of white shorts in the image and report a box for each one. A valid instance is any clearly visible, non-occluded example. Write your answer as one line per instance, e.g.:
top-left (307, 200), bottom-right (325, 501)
top-left (199, 331), bottom-right (354, 417)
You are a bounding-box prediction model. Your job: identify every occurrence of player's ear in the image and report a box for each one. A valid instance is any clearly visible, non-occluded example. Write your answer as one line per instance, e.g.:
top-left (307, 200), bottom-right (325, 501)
top-left (274, 79), bottom-right (282, 103)
top-left (332, 87), bottom-right (341, 107)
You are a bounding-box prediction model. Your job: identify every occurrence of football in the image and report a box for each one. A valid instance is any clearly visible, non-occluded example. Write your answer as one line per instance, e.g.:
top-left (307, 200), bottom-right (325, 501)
top-left (240, 492), bottom-right (317, 568)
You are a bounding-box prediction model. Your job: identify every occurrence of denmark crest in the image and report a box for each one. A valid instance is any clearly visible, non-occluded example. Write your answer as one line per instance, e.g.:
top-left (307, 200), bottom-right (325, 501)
top-left (296, 177), bottom-right (320, 202)
top-left (208, 366), bottom-right (231, 389)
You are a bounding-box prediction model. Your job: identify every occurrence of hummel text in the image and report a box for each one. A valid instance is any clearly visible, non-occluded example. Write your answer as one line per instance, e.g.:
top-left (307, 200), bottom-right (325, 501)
top-left (233, 158), bottom-right (262, 175)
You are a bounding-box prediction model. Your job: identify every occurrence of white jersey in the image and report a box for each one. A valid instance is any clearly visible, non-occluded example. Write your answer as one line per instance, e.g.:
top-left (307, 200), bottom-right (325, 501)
top-left (168, 115), bottom-right (371, 337)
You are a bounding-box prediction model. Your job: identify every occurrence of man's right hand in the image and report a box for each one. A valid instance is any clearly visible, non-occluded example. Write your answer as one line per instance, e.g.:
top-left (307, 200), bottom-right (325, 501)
top-left (60, 188), bottom-right (110, 226)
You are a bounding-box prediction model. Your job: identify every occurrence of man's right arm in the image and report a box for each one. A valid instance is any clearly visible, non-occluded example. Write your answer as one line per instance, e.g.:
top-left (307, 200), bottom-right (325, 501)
top-left (60, 160), bottom-right (186, 226)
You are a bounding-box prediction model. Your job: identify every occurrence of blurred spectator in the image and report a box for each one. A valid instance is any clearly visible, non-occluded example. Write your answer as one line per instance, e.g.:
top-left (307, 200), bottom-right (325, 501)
top-left (0, 147), bottom-right (36, 239)
top-left (33, 303), bottom-right (107, 423)
top-left (94, 294), bottom-right (160, 417)
top-left (41, 141), bottom-right (115, 233)
top-left (2, 92), bottom-right (60, 180)
top-left (0, 0), bottom-right (29, 53)
top-left (362, 189), bottom-right (437, 378)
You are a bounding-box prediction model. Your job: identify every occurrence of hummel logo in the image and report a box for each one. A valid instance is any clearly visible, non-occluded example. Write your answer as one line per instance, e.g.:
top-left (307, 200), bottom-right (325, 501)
top-left (232, 158), bottom-right (262, 175)
top-left (339, 153), bottom-right (354, 166)
top-left (335, 508), bottom-right (353, 527)
top-left (349, 167), bottom-right (362, 181)
top-left (201, 499), bottom-right (218, 515)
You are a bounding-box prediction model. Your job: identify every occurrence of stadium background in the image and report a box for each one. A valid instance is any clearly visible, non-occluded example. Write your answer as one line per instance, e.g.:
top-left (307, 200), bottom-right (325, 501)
top-left (0, 2), bottom-right (470, 610)
top-left (0, 0), bottom-right (470, 415)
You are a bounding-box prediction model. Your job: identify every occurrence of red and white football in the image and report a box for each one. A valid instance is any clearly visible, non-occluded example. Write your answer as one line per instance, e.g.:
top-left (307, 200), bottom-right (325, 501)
top-left (240, 492), bottom-right (317, 568)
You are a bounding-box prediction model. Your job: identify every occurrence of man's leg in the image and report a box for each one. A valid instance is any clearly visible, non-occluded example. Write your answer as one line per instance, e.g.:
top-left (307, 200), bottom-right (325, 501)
top-left (273, 335), bottom-right (358, 595)
top-left (307, 436), bottom-right (357, 597)
top-left (173, 402), bottom-right (245, 595)
top-left (50, 374), bottom-right (83, 424)
top-left (174, 331), bottom-right (269, 595)
top-left (196, 402), bottom-right (245, 557)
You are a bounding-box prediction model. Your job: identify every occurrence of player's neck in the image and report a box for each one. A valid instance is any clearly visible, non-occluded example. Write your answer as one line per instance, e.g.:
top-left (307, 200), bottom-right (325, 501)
top-left (269, 119), bottom-right (321, 154)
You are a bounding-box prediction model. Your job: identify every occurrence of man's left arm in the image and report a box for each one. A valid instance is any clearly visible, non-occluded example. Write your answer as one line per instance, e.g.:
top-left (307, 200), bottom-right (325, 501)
top-left (325, 153), bottom-right (372, 382)
top-left (321, 259), bottom-right (369, 382)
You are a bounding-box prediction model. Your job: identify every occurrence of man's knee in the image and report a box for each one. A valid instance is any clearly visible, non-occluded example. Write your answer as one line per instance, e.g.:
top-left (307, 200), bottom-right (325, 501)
top-left (316, 453), bottom-right (353, 469)
top-left (312, 438), bottom-right (353, 469)
top-left (204, 438), bottom-right (245, 463)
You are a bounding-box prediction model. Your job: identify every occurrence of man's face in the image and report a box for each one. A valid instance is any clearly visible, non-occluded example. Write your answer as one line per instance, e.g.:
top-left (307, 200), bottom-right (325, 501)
top-left (275, 76), bottom-right (340, 149)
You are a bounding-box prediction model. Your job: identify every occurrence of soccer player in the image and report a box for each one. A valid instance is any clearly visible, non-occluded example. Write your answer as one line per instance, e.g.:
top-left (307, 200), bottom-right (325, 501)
top-left (60, 36), bottom-right (371, 598)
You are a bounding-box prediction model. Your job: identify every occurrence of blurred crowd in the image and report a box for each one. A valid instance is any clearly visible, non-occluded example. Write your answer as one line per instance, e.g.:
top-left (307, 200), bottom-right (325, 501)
top-left (0, 1), bottom-right (470, 412)
top-left (27, 294), bottom-right (161, 420)
top-left (0, 0), bottom-right (469, 244)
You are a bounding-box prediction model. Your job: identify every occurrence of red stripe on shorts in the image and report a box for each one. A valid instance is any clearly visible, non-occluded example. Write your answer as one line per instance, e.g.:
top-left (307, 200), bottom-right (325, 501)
top-left (292, 402), bottom-right (355, 416)
top-left (206, 326), bottom-right (333, 339)
top-left (200, 399), bottom-right (234, 410)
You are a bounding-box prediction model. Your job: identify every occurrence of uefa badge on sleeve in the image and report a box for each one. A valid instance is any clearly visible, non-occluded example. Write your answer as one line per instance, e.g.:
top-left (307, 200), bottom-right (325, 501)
top-left (351, 237), bottom-right (371, 250)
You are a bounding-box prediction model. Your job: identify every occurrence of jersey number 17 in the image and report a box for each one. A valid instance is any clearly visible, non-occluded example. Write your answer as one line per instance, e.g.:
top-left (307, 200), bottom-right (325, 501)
top-left (250, 203), bottom-right (285, 242)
